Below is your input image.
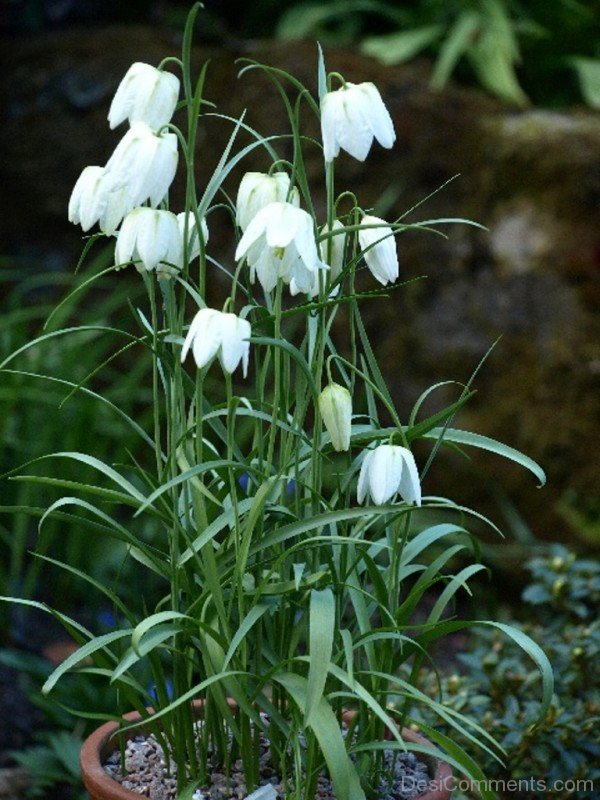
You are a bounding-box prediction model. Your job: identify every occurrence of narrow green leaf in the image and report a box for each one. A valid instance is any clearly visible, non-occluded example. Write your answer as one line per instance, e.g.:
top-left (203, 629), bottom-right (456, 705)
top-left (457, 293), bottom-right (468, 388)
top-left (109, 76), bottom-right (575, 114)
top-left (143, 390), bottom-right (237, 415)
top-left (131, 612), bottom-right (189, 653)
top-left (317, 42), bottom-right (327, 101)
top-left (428, 564), bottom-right (487, 624)
top-left (422, 427), bottom-right (546, 486)
top-left (250, 336), bottom-right (320, 402)
top-left (431, 12), bottom-right (481, 89)
top-left (305, 588), bottom-right (335, 725)
top-left (482, 621), bottom-right (554, 721)
top-left (43, 629), bottom-right (133, 694)
top-left (361, 25), bottom-right (443, 66)
top-left (273, 672), bottom-right (365, 800)
top-left (222, 604), bottom-right (269, 671)
top-left (571, 57), bottom-right (600, 108)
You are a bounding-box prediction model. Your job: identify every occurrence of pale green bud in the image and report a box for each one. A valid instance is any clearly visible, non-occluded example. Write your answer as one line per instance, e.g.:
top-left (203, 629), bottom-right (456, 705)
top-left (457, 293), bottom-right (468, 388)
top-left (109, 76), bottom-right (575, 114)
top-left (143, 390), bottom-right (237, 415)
top-left (318, 383), bottom-right (352, 452)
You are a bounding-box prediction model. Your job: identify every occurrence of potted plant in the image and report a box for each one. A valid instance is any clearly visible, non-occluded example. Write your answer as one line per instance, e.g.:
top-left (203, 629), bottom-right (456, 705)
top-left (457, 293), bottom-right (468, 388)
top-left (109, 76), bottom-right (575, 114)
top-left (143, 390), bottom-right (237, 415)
top-left (2, 5), bottom-right (553, 799)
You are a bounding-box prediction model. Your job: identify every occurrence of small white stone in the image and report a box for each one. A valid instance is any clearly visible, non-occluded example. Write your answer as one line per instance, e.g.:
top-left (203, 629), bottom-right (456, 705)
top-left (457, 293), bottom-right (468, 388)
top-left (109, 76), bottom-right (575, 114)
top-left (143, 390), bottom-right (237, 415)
top-left (243, 785), bottom-right (278, 800)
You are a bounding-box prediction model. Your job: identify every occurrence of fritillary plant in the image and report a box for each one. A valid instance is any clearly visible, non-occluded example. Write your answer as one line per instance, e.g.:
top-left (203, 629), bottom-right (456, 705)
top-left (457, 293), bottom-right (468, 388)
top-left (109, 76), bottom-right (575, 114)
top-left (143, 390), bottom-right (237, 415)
top-left (2, 5), bottom-right (553, 800)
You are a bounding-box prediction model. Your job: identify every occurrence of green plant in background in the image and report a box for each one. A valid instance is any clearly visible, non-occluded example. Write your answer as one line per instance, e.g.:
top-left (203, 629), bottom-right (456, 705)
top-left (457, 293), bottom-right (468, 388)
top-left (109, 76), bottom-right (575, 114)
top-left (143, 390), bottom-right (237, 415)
top-left (277, 0), bottom-right (600, 107)
top-left (0, 646), bottom-right (124, 798)
top-left (416, 547), bottom-right (600, 798)
top-left (0, 249), bottom-right (164, 641)
top-left (2, 4), bottom-right (554, 799)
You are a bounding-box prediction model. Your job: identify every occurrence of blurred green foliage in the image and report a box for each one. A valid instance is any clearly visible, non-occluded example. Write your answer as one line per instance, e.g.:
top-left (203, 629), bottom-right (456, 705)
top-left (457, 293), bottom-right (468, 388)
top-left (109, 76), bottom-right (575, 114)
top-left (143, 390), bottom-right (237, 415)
top-left (5, 1), bottom-right (599, 107)
top-left (276, 0), bottom-right (600, 107)
top-left (416, 546), bottom-right (600, 798)
top-left (0, 247), bottom-right (159, 640)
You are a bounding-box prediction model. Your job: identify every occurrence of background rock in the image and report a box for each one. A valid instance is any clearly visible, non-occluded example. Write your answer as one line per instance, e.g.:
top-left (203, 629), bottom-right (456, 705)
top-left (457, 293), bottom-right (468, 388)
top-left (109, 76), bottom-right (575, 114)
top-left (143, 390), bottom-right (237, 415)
top-left (1, 25), bottom-right (598, 552)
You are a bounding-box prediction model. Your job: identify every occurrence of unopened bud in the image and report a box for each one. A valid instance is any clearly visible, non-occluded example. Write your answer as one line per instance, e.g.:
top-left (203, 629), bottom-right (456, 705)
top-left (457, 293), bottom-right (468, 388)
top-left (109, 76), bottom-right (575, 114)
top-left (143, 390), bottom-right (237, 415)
top-left (318, 383), bottom-right (352, 452)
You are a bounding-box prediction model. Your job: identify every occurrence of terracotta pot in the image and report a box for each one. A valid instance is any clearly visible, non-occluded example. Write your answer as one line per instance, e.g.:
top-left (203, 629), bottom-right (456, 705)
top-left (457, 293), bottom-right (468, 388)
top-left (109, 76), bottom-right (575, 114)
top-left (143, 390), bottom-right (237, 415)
top-left (394, 727), bottom-right (454, 800)
top-left (81, 704), bottom-right (453, 800)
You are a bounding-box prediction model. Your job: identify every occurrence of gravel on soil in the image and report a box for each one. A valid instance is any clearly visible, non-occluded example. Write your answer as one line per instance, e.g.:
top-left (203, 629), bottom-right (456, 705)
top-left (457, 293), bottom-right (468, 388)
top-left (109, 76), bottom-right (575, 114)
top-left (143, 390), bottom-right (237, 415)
top-left (104, 725), bottom-right (431, 800)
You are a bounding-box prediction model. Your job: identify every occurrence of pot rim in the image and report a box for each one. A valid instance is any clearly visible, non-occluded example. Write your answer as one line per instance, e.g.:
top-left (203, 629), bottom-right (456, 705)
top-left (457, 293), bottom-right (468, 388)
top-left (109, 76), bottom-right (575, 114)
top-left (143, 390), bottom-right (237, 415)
top-left (80, 704), bottom-right (453, 800)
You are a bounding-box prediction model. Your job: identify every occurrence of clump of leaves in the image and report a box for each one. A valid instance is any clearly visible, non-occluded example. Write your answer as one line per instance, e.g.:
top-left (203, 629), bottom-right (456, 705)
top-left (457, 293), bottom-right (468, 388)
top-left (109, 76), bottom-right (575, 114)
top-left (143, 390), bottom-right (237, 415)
top-left (276, 0), bottom-right (600, 108)
top-left (1, 647), bottom-right (119, 799)
top-left (9, 731), bottom-right (84, 800)
top-left (416, 547), bottom-right (600, 799)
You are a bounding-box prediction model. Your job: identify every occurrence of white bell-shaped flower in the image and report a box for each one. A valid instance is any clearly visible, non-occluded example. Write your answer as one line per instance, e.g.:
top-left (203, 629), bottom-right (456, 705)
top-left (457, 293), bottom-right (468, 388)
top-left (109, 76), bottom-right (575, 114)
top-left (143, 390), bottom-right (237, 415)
top-left (108, 62), bottom-right (180, 131)
top-left (236, 172), bottom-right (299, 232)
top-left (115, 208), bottom-right (183, 278)
top-left (105, 121), bottom-right (178, 208)
top-left (177, 212), bottom-right (209, 262)
top-left (181, 308), bottom-right (251, 377)
top-left (235, 202), bottom-right (327, 294)
top-left (318, 383), bottom-right (352, 452)
top-left (357, 444), bottom-right (421, 506)
top-left (321, 81), bottom-right (396, 162)
top-left (358, 215), bottom-right (399, 285)
top-left (68, 166), bottom-right (134, 234)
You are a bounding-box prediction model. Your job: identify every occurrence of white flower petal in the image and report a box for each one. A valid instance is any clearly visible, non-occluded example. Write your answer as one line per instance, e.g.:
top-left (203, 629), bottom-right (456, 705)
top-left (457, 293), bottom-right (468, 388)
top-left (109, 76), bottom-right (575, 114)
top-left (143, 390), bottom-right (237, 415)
top-left (357, 451), bottom-right (373, 504)
top-left (336, 85), bottom-right (374, 162)
top-left (177, 212), bottom-right (209, 261)
top-left (238, 318), bottom-right (251, 377)
top-left (181, 311), bottom-right (203, 363)
top-left (114, 209), bottom-right (141, 267)
top-left (264, 203), bottom-right (299, 249)
top-left (218, 313), bottom-right (244, 374)
top-left (360, 83), bottom-right (396, 150)
top-left (235, 207), bottom-right (268, 261)
top-left (192, 309), bottom-right (222, 369)
top-left (359, 215), bottom-right (398, 285)
top-left (320, 92), bottom-right (342, 162)
top-left (397, 448), bottom-right (421, 506)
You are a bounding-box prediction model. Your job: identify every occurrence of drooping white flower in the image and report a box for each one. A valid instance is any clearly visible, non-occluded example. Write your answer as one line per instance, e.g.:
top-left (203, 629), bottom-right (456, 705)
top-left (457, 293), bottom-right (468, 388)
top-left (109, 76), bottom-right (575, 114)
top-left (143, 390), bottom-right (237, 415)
top-left (357, 444), bottom-right (421, 506)
top-left (358, 215), bottom-right (399, 285)
top-left (115, 208), bottom-right (183, 277)
top-left (105, 121), bottom-right (178, 208)
top-left (177, 212), bottom-right (209, 261)
top-left (108, 62), bottom-right (180, 131)
top-left (236, 172), bottom-right (299, 232)
top-left (181, 308), bottom-right (251, 377)
top-left (235, 202), bottom-right (327, 294)
top-left (318, 383), bottom-right (352, 452)
top-left (68, 166), bottom-right (134, 234)
top-left (321, 81), bottom-right (396, 162)
top-left (291, 219), bottom-right (347, 297)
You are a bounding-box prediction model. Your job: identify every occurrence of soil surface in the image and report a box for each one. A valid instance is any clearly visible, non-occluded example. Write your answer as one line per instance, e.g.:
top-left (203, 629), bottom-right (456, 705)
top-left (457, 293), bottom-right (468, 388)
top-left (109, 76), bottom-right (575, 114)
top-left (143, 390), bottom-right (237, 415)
top-left (104, 726), bottom-right (430, 800)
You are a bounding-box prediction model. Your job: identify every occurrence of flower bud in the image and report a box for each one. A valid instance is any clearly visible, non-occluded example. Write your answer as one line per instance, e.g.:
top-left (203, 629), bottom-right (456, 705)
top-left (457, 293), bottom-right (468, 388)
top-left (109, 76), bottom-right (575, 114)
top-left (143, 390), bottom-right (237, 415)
top-left (318, 383), bottom-right (352, 452)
